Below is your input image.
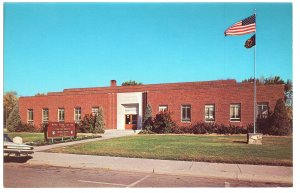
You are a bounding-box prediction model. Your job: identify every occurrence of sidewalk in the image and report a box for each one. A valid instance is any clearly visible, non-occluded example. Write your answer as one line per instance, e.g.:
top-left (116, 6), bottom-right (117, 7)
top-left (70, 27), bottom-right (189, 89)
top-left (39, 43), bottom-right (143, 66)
top-left (28, 152), bottom-right (293, 184)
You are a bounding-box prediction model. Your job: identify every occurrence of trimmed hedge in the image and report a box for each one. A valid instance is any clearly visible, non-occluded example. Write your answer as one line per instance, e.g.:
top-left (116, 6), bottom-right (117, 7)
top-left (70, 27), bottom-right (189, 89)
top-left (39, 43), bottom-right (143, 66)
top-left (139, 121), bottom-right (253, 135)
top-left (175, 122), bottom-right (252, 135)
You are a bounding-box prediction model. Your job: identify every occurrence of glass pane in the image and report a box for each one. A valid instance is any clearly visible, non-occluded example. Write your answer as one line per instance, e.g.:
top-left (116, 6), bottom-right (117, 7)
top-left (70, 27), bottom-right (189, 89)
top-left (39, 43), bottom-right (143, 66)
top-left (28, 110), bottom-right (33, 120)
top-left (210, 108), bottom-right (215, 120)
top-left (92, 107), bottom-right (99, 116)
top-left (125, 115), bottom-right (130, 124)
top-left (43, 109), bottom-right (49, 122)
top-left (205, 108), bottom-right (208, 116)
top-left (230, 106), bottom-right (234, 118)
top-left (182, 108), bottom-right (186, 119)
top-left (186, 107), bottom-right (191, 120)
top-left (237, 105), bottom-right (241, 118)
top-left (132, 115), bottom-right (137, 124)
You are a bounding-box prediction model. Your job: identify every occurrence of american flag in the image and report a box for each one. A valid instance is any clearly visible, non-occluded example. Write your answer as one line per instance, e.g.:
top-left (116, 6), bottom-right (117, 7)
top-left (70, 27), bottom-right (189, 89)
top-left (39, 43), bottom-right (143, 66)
top-left (224, 14), bottom-right (256, 36)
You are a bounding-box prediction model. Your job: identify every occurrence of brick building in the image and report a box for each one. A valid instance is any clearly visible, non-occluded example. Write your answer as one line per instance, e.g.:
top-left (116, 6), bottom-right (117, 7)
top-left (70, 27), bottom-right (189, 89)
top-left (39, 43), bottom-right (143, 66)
top-left (18, 79), bottom-right (284, 130)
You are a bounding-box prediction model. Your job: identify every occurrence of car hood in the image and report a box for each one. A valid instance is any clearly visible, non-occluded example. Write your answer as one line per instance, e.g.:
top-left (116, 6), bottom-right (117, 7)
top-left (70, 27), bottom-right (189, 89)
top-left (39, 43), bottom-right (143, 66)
top-left (4, 141), bottom-right (33, 148)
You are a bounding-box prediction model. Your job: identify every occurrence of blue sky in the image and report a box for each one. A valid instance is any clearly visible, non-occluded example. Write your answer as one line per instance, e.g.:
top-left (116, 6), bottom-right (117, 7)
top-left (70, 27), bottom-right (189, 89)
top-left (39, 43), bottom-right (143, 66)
top-left (4, 2), bottom-right (292, 96)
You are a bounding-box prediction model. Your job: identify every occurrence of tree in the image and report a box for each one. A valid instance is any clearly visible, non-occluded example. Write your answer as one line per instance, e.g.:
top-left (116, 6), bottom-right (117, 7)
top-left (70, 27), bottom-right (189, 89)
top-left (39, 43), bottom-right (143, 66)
top-left (264, 76), bottom-right (285, 85)
top-left (3, 91), bottom-right (18, 127)
top-left (143, 104), bottom-right (153, 131)
top-left (78, 109), bottom-right (106, 133)
top-left (284, 79), bottom-right (293, 106)
top-left (35, 93), bottom-right (46, 96)
top-left (241, 77), bottom-right (262, 84)
top-left (242, 76), bottom-right (285, 85)
top-left (268, 98), bottom-right (291, 135)
top-left (94, 107), bottom-right (105, 133)
top-left (152, 111), bottom-right (176, 134)
top-left (78, 113), bottom-right (95, 133)
top-left (284, 80), bottom-right (293, 127)
top-left (242, 75), bottom-right (293, 109)
top-left (121, 80), bottom-right (142, 86)
top-left (7, 105), bottom-right (21, 132)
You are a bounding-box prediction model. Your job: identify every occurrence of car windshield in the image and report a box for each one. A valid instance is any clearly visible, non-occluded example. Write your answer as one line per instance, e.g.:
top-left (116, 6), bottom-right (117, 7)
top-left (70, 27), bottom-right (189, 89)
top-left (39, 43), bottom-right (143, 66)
top-left (4, 134), bottom-right (13, 142)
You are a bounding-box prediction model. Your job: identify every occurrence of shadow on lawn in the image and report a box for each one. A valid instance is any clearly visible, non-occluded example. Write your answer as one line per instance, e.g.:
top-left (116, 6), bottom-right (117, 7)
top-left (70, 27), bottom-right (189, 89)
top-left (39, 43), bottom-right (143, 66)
top-left (232, 140), bottom-right (247, 144)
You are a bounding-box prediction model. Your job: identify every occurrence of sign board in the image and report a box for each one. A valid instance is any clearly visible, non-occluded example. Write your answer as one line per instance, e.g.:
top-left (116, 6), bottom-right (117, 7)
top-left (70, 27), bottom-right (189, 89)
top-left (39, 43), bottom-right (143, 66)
top-left (47, 122), bottom-right (76, 139)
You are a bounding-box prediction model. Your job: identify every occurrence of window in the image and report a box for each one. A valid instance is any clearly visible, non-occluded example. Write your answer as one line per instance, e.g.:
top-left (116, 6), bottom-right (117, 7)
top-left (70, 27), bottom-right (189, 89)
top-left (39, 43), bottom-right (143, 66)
top-left (28, 109), bottom-right (33, 123)
top-left (92, 107), bottom-right (99, 116)
top-left (181, 105), bottom-right (191, 122)
top-left (42, 108), bottom-right (49, 123)
top-left (257, 102), bottom-right (269, 119)
top-left (205, 105), bottom-right (215, 122)
top-left (58, 108), bottom-right (65, 122)
top-left (159, 105), bottom-right (168, 112)
top-left (74, 107), bottom-right (81, 123)
top-left (230, 104), bottom-right (241, 121)
top-left (125, 114), bottom-right (137, 125)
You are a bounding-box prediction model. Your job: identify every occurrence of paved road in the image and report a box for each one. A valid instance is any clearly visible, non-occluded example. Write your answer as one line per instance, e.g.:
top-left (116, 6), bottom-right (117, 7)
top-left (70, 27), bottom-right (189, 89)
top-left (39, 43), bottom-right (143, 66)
top-left (4, 162), bottom-right (291, 188)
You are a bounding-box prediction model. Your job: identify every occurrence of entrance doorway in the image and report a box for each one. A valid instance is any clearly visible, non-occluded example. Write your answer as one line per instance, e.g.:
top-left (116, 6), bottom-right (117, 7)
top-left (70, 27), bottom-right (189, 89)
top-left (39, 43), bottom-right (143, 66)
top-left (125, 114), bottom-right (137, 129)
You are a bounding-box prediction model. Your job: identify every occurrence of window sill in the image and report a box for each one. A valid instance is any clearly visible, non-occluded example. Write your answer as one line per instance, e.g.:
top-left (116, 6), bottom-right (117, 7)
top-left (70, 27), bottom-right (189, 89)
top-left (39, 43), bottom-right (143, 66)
top-left (230, 120), bottom-right (241, 122)
top-left (205, 120), bottom-right (215, 123)
top-left (181, 121), bottom-right (191, 123)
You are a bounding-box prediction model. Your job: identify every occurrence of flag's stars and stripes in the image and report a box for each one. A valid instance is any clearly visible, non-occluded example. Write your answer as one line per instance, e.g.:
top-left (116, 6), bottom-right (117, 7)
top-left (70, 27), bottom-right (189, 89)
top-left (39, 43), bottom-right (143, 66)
top-left (224, 14), bottom-right (256, 36)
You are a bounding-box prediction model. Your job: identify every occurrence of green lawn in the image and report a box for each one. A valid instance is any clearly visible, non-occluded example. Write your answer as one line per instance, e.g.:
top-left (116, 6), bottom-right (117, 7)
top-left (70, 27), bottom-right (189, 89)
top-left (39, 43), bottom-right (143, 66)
top-left (48, 135), bottom-right (293, 166)
top-left (5, 132), bottom-right (101, 144)
top-left (6, 132), bottom-right (45, 143)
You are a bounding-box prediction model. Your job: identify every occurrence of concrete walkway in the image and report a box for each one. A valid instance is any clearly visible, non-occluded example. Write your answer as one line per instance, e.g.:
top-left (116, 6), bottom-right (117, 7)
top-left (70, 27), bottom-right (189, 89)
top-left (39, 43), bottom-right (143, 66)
top-left (34, 129), bottom-right (137, 152)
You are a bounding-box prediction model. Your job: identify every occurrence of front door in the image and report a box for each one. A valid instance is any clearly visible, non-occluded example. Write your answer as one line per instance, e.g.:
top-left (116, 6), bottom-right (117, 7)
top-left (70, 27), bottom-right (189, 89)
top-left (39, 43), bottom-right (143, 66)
top-left (125, 114), bottom-right (137, 129)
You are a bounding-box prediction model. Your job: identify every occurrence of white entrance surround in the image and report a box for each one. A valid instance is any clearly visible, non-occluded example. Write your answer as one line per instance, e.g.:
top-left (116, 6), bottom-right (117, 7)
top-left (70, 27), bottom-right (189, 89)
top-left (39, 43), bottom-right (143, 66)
top-left (117, 92), bottom-right (143, 130)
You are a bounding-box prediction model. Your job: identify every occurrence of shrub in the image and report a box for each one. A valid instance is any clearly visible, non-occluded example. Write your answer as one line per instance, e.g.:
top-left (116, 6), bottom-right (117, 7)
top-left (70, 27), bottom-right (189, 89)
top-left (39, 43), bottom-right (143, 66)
top-left (15, 123), bottom-right (37, 132)
top-left (77, 108), bottom-right (106, 134)
top-left (189, 123), bottom-right (208, 134)
top-left (143, 104), bottom-right (153, 131)
top-left (256, 116), bottom-right (272, 134)
top-left (94, 107), bottom-right (105, 134)
top-left (7, 105), bottom-right (21, 132)
top-left (268, 98), bottom-right (292, 135)
top-left (171, 126), bottom-right (185, 134)
top-left (152, 111), bottom-right (176, 134)
top-left (78, 113), bottom-right (95, 133)
top-left (172, 122), bottom-right (250, 135)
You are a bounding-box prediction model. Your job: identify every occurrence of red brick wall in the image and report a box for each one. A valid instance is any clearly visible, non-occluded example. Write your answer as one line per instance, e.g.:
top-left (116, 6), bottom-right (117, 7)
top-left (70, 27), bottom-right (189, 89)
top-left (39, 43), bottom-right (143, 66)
top-left (19, 92), bottom-right (118, 129)
top-left (18, 80), bottom-right (284, 129)
top-left (147, 83), bottom-right (284, 127)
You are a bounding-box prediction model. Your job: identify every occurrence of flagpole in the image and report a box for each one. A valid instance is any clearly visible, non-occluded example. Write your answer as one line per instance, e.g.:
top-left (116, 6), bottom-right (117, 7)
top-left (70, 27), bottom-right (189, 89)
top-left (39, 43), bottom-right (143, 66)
top-left (253, 9), bottom-right (257, 134)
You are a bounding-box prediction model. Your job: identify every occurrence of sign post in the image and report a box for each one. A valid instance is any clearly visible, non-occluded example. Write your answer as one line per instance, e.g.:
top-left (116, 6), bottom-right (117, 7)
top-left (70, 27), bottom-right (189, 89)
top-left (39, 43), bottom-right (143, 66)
top-left (46, 122), bottom-right (76, 142)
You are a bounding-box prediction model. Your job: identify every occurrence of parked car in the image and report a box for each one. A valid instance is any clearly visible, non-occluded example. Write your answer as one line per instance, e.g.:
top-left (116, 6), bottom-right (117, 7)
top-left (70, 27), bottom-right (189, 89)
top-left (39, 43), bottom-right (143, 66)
top-left (3, 134), bottom-right (34, 157)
